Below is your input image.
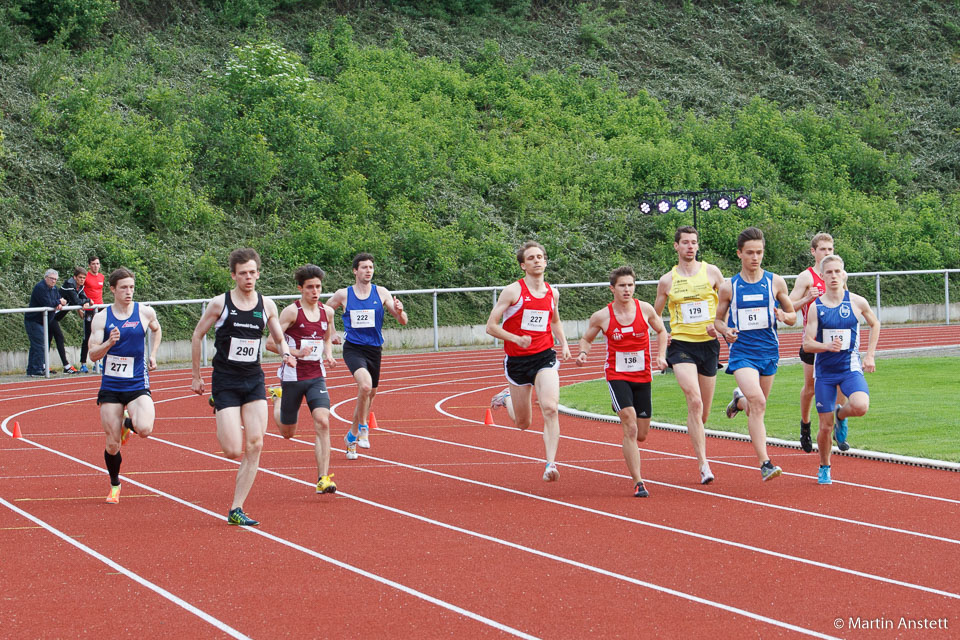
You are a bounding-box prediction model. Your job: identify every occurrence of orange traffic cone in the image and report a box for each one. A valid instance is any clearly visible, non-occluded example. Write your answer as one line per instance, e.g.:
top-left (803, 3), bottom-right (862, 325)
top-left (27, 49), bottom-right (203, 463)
top-left (368, 412), bottom-right (379, 430)
top-left (12, 421), bottom-right (22, 438)
top-left (484, 408), bottom-right (494, 425)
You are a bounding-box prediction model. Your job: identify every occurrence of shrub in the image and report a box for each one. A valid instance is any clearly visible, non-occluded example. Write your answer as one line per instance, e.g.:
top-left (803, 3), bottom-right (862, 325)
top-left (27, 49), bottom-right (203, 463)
top-left (17, 0), bottom-right (117, 45)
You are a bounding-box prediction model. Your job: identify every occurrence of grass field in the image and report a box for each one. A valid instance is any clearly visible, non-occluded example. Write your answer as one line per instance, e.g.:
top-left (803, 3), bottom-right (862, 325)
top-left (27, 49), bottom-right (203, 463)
top-left (559, 357), bottom-right (960, 463)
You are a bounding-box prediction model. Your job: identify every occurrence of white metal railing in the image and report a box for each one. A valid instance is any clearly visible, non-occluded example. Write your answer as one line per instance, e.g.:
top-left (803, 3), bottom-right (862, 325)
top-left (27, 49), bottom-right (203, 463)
top-left (4, 268), bottom-right (957, 377)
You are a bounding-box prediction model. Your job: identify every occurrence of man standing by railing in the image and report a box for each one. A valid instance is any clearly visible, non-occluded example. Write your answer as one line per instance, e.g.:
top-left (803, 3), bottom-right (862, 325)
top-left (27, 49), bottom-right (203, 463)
top-left (24, 269), bottom-right (66, 377)
top-left (85, 256), bottom-right (105, 373)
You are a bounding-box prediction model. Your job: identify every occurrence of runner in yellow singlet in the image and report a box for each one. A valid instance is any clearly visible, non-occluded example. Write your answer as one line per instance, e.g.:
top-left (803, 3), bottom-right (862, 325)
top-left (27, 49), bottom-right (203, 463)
top-left (654, 226), bottom-right (725, 485)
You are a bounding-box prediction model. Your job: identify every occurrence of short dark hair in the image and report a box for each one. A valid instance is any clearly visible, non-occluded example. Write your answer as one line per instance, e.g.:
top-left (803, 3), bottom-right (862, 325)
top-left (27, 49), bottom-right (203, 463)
top-left (88, 255), bottom-right (99, 264)
top-left (516, 241), bottom-right (546, 264)
top-left (674, 226), bottom-right (699, 243)
top-left (229, 248), bottom-right (261, 273)
top-left (108, 268), bottom-right (135, 288)
top-left (73, 266), bottom-right (86, 277)
top-left (737, 227), bottom-right (765, 250)
top-left (295, 264), bottom-right (326, 286)
top-left (352, 252), bottom-right (375, 270)
top-left (609, 265), bottom-right (636, 286)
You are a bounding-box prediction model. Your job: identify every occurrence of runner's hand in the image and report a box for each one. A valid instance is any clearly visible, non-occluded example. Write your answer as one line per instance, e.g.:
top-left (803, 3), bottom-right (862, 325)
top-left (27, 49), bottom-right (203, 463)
top-left (191, 377), bottom-right (204, 395)
top-left (575, 352), bottom-right (588, 366)
top-left (514, 335), bottom-right (532, 349)
top-left (148, 356), bottom-right (157, 371)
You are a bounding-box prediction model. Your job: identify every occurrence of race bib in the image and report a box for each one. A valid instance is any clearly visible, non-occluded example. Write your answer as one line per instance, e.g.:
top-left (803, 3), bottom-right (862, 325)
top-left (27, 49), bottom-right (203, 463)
top-left (521, 309), bottom-right (549, 332)
top-left (680, 300), bottom-right (709, 324)
top-left (299, 338), bottom-right (323, 361)
top-left (350, 309), bottom-right (375, 329)
top-left (228, 337), bottom-right (260, 362)
top-left (737, 307), bottom-right (769, 330)
top-left (104, 355), bottom-right (134, 378)
top-left (615, 350), bottom-right (645, 372)
top-left (822, 328), bottom-right (851, 350)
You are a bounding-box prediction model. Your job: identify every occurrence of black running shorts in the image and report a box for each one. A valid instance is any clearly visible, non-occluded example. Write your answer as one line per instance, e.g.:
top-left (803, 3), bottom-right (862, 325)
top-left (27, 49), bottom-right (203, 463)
top-left (211, 369), bottom-right (266, 411)
top-left (666, 339), bottom-right (721, 377)
top-left (504, 348), bottom-right (558, 386)
top-left (342, 341), bottom-right (382, 388)
top-left (607, 379), bottom-right (652, 418)
top-left (279, 377), bottom-right (331, 425)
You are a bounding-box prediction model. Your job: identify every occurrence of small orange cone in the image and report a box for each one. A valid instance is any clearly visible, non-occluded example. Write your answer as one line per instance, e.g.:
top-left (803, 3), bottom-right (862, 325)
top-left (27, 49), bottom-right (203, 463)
top-left (12, 421), bottom-right (22, 438)
top-left (484, 408), bottom-right (494, 425)
top-left (368, 412), bottom-right (379, 430)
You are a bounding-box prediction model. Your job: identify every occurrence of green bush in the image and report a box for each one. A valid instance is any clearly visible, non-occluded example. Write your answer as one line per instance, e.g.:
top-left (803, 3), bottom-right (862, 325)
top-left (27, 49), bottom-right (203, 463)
top-left (16, 0), bottom-right (117, 45)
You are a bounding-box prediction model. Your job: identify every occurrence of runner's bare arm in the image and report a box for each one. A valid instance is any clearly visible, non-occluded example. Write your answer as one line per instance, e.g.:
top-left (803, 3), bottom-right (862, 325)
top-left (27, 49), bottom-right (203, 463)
top-left (381, 286), bottom-right (408, 325)
top-left (713, 282), bottom-right (737, 342)
top-left (641, 301), bottom-right (669, 371)
top-left (265, 303), bottom-right (298, 355)
top-left (853, 293), bottom-right (881, 372)
top-left (264, 298), bottom-right (295, 368)
top-left (190, 294), bottom-right (225, 394)
top-left (653, 273), bottom-right (671, 316)
top-left (789, 270), bottom-right (815, 307)
top-left (87, 310), bottom-right (114, 362)
top-left (774, 276), bottom-right (798, 325)
top-left (143, 305), bottom-right (162, 371)
top-left (323, 304), bottom-right (336, 367)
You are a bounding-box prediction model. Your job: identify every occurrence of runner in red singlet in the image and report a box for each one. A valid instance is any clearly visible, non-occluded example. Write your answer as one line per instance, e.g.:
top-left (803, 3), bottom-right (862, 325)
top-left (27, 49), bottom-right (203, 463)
top-left (576, 266), bottom-right (667, 497)
top-left (486, 241), bottom-right (571, 482)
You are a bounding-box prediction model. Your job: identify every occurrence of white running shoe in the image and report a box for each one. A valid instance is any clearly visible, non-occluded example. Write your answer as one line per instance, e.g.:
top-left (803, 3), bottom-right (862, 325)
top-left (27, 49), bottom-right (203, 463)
top-left (491, 388), bottom-right (511, 409)
top-left (344, 432), bottom-right (358, 460)
top-left (700, 463), bottom-right (715, 485)
top-left (357, 426), bottom-right (370, 449)
top-left (542, 462), bottom-right (560, 482)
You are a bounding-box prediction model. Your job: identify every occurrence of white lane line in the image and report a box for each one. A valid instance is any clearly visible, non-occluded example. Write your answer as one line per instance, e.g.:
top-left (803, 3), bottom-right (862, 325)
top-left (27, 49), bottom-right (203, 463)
top-left (0, 496), bottom-right (251, 640)
top-left (434, 385), bottom-right (960, 506)
top-left (0, 413), bottom-right (539, 640)
top-left (148, 434), bottom-right (842, 639)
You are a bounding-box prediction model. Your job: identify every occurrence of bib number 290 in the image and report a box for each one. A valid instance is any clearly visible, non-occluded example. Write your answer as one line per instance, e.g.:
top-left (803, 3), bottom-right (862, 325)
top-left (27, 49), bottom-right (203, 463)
top-left (228, 337), bottom-right (260, 363)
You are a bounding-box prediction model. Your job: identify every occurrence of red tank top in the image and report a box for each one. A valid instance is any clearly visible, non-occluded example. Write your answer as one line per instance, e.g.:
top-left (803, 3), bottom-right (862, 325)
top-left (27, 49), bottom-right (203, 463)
top-left (501, 279), bottom-right (556, 357)
top-left (86, 271), bottom-right (105, 304)
top-left (604, 299), bottom-right (651, 383)
top-left (801, 266), bottom-right (827, 325)
top-left (279, 301), bottom-right (329, 381)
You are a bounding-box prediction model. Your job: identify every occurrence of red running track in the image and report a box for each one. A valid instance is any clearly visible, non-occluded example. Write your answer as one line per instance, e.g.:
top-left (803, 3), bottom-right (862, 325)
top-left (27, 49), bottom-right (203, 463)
top-left (1, 325), bottom-right (958, 638)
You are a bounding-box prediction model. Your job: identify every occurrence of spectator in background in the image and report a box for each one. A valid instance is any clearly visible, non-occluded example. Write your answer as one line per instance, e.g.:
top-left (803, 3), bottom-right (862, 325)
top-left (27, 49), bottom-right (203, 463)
top-left (25, 269), bottom-right (67, 377)
top-left (85, 256), bottom-right (105, 372)
top-left (56, 267), bottom-right (92, 373)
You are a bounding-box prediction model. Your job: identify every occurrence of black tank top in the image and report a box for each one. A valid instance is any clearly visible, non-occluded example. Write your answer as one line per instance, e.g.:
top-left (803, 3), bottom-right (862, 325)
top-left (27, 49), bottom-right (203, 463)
top-left (213, 292), bottom-right (266, 376)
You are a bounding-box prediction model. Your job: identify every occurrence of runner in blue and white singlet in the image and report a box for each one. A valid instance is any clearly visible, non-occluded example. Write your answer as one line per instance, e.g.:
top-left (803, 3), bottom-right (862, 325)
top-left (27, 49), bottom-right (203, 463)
top-left (88, 268), bottom-right (162, 505)
top-left (326, 253), bottom-right (408, 458)
top-left (714, 227), bottom-right (796, 482)
top-left (802, 255), bottom-right (880, 484)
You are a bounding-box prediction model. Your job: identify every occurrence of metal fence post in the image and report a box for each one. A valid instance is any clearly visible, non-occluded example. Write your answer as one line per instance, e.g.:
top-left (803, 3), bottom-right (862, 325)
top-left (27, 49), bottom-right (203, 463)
top-left (946, 271), bottom-right (951, 325)
top-left (433, 291), bottom-right (439, 352)
top-left (492, 288), bottom-right (499, 347)
top-left (42, 312), bottom-right (50, 378)
top-left (201, 301), bottom-right (208, 367)
top-left (875, 274), bottom-right (882, 323)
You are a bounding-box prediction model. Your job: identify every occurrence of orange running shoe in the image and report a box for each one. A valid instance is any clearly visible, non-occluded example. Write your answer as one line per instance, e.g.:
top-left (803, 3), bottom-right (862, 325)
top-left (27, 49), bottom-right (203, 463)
top-left (106, 485), bottom-right (121, 504)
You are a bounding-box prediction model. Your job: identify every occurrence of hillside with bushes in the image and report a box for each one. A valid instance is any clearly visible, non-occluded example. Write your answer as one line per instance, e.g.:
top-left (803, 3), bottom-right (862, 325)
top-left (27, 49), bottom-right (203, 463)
top-left (0, 1), bottom-right (958, 347)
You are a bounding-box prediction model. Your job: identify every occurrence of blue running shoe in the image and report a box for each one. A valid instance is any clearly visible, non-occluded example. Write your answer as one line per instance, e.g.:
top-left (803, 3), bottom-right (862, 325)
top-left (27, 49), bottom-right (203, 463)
top-left (818, 465), bottom-right (832, 485)
top-left (227, 507), bottom-right (259, 526)
top-left (80, 364), bottom-right (89, 373)
top-left (833, 407), bottom-right (850, 451)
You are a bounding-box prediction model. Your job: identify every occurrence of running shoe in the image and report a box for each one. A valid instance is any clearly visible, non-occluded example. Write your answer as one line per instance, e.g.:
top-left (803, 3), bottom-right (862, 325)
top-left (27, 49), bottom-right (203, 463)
top-left (121, 411), bottom-right (135, 445)
top-left (268, 386), bottom-right (282, 400)
top-left (344, 431), bottom-right (358, 460)
top-left (316, 473), bottom-right (337, 494)
top-left (105, 485), bottom-right (121, 504)
top-left (799, 421), bottom-right (813, 453)
top-left (64, 364), bottom-right (79, 374)
top-left (542, 462), bottom-right (560, 482)
top-left (699, 463), bottom-right (715, 485)
top-left (833, 407), bottom-right (850, 451)
top-left (817, 465), bottom-right (832, 485)
top-left (760, 461), bottom-right (782, 482)
top-left (79, 364), bottom-right (89, 373)
top-left (357, 425), bottom-right (370, 449)
top-left (227, 507), bottom-right (259, 526)
top-left (633, 481), bottom-right (649, 498)
top-left (490, 388), bottom-right (511, 409)
top-left (725, 387), bottom-right (744, 418)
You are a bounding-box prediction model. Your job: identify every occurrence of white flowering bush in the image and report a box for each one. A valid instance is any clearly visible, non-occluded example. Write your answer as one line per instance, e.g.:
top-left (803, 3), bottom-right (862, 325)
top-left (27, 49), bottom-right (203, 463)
top-left (220, 42), bottom-right (313, 104)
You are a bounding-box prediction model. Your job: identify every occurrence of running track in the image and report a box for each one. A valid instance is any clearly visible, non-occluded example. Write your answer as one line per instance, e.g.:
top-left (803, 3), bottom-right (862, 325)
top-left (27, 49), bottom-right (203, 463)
top-left (1, 325), bottom-right (958, 638)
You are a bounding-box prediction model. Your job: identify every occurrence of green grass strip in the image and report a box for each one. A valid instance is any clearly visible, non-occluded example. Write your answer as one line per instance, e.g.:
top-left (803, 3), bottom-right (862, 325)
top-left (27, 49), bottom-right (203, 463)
top-left (559, 357), bottom-right (960, 463)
